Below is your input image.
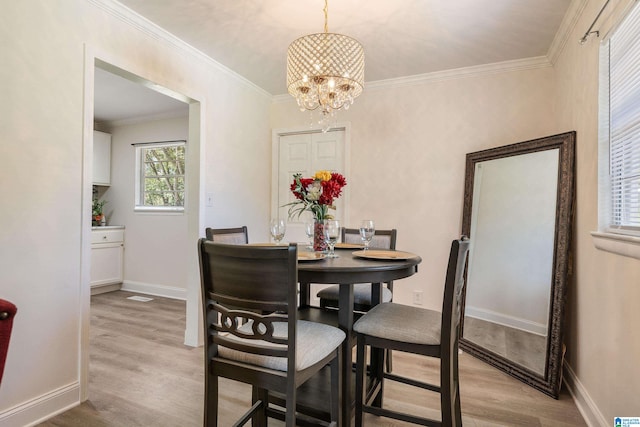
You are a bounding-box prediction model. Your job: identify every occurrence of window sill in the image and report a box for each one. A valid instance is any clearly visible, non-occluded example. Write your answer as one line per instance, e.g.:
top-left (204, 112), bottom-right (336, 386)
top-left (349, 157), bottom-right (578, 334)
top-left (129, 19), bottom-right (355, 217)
top-left (134, 207), bottom-right (185, 214)
top-left (591, 231), bottom-right (640, 260)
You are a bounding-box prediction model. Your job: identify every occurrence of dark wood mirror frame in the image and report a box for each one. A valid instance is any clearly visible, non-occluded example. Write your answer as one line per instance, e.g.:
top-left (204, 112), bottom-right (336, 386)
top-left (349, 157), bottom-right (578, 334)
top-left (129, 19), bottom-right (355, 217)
top-left (460, 131), bottom-right (575, 398)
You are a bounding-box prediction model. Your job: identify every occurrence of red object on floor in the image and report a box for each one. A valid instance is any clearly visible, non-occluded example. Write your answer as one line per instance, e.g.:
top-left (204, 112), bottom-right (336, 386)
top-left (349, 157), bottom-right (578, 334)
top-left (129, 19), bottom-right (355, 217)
top-left (0, 299), bottom-right (17, 386)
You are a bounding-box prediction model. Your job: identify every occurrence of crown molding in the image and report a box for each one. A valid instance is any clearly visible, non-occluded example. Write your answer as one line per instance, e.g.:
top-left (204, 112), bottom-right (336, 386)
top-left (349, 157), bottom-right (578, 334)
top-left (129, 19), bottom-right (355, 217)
top-left (88, 0), bottom-right (271, 99)
top-left (365, 56), bottom-right (552, 91)
top-left (273, 56), bottom-right (552, 102)
top-left (547, 0), bottom-right (590, 65)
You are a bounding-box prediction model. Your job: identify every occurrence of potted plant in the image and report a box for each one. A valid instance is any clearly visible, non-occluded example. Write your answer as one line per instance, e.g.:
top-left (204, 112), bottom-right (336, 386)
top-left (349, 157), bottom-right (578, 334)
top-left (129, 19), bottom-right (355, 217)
top-left (92, 199), bottom-right (107, 226)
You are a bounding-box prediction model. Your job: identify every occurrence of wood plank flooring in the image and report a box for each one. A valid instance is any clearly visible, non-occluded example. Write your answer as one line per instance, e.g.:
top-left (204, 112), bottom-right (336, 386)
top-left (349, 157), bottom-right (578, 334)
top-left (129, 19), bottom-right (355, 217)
top-left (463, 316), bottom-right (547, 375)
top-left (39, 291), bottom-right (586, 426)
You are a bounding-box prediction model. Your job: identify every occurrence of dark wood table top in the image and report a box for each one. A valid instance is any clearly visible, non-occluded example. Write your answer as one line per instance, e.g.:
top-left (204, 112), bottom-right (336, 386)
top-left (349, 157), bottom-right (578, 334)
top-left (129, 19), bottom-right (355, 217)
top-left (297, 249), bottom-right (422, 284)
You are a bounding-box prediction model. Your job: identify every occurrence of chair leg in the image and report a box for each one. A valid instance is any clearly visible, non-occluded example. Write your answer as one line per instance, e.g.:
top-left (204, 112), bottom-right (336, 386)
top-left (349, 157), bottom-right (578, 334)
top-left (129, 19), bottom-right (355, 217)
top-left (354, 335), bottom-right (366, 427)
top-left (251, 387), bottom-right (268, 427)
top-left (285, 381), bottom-right (296, 427)
top-left (329, 348), bottom-right (342, 426)
top-left (370, 345), bottom-right (385, 408)
top-left (441, 347), bottom-right (463, 427)
top-left (205, 370), bottom-right (218, 427)
top-left (452, 347), bottom-right (462, 427)
top-left (453, 385), bottom-right (462, 427)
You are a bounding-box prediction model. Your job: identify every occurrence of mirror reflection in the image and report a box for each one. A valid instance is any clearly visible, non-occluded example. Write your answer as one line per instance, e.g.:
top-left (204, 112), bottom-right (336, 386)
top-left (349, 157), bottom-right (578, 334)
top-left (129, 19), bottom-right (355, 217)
top-left (463, 149), bottom-right (558, 375)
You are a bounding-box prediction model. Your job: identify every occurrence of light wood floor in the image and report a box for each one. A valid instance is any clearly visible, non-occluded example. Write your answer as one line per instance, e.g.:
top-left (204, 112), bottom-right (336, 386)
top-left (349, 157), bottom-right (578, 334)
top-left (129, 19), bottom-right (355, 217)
top-left (39, 291), bottom-right (586, 426)
top-left (463, 316), bottom-right (547, 375)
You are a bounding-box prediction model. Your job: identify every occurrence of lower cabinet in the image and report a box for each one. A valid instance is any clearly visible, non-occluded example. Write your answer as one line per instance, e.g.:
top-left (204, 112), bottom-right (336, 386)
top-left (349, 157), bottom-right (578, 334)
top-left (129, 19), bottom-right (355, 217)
top-left (91, 228), bottom-right (124, 290)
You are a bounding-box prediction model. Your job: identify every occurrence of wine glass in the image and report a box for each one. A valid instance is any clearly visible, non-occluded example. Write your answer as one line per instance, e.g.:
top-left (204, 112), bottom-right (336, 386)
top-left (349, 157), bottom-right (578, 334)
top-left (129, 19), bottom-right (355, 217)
top-left (304, 221), bottom-right (315, 249)
top-left (359, 220), bottom-right (375, 251)
top-left (270, 218), bottom-right (286, 244)
top-left (323, 219), bottom-right (340, 258)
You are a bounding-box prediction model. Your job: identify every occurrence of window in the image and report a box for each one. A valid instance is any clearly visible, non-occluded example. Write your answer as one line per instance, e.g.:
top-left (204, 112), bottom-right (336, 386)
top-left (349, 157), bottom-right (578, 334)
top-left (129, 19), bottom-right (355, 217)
top-left (135, 141), bottom-right (186, 211)
top-left (598, 2), bottom-right (640, 236)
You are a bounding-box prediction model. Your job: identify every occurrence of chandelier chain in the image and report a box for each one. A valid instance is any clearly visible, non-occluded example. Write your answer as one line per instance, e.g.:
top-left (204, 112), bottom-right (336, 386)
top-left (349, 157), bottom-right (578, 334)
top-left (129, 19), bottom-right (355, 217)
top-left (323, 0), bottom-right (328, 33)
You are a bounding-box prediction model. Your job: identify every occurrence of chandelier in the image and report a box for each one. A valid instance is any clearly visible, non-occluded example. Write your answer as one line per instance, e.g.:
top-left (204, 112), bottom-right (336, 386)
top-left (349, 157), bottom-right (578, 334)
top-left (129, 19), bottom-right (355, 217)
top-left (286, 0), bottom-right (365, 132)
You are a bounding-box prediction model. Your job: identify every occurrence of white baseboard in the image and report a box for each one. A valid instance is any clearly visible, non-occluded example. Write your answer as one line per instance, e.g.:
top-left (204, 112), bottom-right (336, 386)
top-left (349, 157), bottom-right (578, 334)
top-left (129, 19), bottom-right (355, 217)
top-left (0, 382), bottom-right (79, 427)
top-left (121, 280), bottom-right (187, 300)
top-left (465, 306), bottom-right (547, 336)
top-left (563, 363), bottom-right (607, 427)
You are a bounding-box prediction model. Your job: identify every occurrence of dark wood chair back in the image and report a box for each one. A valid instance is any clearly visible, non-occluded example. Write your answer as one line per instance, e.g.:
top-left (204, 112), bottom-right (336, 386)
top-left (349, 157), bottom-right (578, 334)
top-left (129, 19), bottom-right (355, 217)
top-left (341, 227), bottom-right (397, 251)
top-left (343, 227), bottom-right (397, 293)
top-left (441, 237), bottom-right (471, 366)
top-left (199, 240), bottom-right (297, 364)
top-left (198, 239), bottom-right (343, 426)
top-left (205, 226), bottom-right (249, 244)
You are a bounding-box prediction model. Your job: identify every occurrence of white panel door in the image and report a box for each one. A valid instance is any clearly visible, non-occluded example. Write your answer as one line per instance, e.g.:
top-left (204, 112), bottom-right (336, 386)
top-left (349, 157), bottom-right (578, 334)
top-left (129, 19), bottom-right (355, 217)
top-left (277, 133), bottom-right (313, 222)
top-left (274, 129), bottom-right (346, 243)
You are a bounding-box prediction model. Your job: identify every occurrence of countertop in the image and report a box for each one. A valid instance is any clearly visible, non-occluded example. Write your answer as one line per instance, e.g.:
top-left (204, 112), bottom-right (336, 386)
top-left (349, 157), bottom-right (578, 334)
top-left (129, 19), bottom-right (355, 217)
top-left (91, 225), bottom-right (125, 230)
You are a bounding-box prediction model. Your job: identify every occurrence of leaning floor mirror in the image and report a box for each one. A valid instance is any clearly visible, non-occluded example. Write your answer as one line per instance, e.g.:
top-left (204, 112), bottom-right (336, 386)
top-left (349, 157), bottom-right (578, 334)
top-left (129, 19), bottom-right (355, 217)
top-left (460, 132), bottom-right (575, 398)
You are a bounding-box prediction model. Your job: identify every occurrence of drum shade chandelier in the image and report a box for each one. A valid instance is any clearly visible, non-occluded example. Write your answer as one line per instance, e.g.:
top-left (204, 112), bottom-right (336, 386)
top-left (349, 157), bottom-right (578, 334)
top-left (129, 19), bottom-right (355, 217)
top-left (286, 0), bottom-right (365, 132)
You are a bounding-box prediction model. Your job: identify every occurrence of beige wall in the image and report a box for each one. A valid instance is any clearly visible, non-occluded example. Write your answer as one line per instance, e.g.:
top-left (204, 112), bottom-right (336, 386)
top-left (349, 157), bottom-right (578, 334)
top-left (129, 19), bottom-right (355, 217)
top-left (272, 67), bottom-right (558, 312)
top-left (552, 0), bottom-right (640, 421)
top-left (0, 1), bottom-right (270, 424)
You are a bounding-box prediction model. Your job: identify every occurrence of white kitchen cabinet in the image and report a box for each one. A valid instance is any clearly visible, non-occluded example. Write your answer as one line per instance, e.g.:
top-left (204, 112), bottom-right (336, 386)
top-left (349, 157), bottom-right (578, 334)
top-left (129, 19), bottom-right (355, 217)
top-left (93, 130), bottom-right (111, 185)
top-left (90, 227), bottom-right (124, 290)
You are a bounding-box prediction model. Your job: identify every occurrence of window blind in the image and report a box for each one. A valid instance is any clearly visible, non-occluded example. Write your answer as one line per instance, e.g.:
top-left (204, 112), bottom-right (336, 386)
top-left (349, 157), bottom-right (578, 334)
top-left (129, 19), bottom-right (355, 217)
top-left (608, 2), bottom-right (640, 230)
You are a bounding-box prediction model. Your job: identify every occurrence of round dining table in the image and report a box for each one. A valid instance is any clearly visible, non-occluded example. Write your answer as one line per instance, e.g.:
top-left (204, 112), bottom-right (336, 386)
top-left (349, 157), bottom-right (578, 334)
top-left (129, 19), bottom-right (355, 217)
top-left (296, 248), bottom-right (422, 425)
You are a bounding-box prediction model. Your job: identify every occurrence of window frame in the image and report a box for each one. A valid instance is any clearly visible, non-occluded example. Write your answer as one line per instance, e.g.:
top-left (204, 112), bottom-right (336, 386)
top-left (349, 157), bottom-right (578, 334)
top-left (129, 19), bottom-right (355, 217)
top-left (134, 140), bottom-right (187, 213)
top-left (594, 1), bottom-right (640, 258)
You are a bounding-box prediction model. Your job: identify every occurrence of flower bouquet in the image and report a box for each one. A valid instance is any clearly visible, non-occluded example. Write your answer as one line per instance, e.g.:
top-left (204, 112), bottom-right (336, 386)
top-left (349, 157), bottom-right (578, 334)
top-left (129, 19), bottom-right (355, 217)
top-left (286, 170), bottom-right (347, 251)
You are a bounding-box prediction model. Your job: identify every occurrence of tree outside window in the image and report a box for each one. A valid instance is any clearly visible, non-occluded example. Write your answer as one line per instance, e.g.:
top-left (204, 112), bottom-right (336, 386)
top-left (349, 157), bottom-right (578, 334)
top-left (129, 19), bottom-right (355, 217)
top-left (135, 141), bottom-right (186, 211)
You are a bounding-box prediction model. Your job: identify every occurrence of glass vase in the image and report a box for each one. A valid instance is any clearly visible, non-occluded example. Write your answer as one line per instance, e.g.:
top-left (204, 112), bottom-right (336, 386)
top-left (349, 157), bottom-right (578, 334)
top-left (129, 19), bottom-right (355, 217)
top-left (313, 219), bottom-right (328, 252)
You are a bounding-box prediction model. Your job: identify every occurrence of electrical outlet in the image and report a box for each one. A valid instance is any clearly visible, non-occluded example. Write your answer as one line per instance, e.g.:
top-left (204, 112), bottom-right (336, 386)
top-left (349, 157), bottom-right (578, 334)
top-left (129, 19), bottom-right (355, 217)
top-left (413, 290), bottom-right (423, 305)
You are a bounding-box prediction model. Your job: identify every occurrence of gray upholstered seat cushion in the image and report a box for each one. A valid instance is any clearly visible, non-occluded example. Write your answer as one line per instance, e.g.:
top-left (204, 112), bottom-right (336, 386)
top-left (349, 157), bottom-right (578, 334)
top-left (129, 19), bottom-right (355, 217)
top-left (217, 320), bottom-right (345, 372)
top-left (317, 283), bottom-right (393, 305)
top-left (353, 302), bottom-right (442, 345)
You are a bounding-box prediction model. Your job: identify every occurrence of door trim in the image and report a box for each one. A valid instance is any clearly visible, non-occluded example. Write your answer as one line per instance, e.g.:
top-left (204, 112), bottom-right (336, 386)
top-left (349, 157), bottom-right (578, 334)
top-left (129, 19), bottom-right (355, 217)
top-left (81, 44), bottom-right (204, 402)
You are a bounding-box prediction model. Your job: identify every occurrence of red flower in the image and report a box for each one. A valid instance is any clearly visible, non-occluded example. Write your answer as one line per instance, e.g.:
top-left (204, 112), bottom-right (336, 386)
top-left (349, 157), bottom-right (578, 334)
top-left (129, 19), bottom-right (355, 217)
top-left (290, 178), bottom-right (314, 200)
top-left (286, 171), bottom-right (347, 220)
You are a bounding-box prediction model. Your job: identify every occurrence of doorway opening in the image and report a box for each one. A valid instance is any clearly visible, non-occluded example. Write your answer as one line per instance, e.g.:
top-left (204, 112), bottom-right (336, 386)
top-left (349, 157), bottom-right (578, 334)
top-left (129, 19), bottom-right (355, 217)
top-left (81, 55), bottom-right (203, 402)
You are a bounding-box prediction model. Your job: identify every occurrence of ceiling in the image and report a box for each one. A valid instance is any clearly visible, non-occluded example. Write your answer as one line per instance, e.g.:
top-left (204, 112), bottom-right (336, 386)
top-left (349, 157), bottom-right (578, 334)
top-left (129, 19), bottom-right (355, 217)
top-left (95, 0), bottom-right (574, 122)
top-left (94, 67), bottom-right (188, 123)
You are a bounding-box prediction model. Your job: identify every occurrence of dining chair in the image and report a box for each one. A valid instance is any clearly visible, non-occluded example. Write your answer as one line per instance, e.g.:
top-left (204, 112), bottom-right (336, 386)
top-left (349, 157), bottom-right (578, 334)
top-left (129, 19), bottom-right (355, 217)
top-left (353, 237), bottom-right (470, 427)
top-left (198, 239), bottom-right (345, 427)
top-left (317, 228), bottom-right (397, 372)
top-left (205, 226), bottom-right (249, 244)
top-left (317, 228), bottom-right (398, 312)
top-left (0, 299), bottom-right (17, 387)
